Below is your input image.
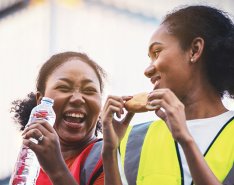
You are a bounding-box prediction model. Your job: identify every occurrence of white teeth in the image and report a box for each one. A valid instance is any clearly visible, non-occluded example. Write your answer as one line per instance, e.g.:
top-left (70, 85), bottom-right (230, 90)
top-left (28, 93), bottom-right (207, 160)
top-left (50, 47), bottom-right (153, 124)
top-left (65, 113), bottom-right (84, 118)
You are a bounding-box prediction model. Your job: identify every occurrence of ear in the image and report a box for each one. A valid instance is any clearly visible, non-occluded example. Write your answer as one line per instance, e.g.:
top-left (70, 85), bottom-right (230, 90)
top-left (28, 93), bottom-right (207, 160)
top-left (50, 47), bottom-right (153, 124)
top-left (189, 37), bottom-right (204, 63)
top-left (36, 91), bottom-right (43, 105)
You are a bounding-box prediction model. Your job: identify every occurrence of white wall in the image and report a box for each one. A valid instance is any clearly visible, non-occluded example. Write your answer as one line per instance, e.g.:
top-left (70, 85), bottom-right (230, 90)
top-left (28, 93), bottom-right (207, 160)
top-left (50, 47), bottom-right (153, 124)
top-left (0, 3), bottom-right (50, 179)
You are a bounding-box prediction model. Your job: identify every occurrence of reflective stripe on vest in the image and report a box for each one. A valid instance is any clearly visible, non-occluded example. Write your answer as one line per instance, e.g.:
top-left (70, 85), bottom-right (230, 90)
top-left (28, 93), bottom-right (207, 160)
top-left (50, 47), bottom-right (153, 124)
top-left (123, 121), bottom-right (152, 185)
top-left (120, 117), bottom-right (234, 185)
top-left (223, 164), bottom-right (234, 185)
top-left (80, 140), bottom-right (103, 185)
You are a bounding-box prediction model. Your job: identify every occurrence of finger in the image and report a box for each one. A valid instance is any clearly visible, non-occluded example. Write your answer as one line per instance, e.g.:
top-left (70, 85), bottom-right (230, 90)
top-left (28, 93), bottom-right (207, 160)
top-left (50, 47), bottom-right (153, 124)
top-left (122, 112), bottom-right (135, 125)
top-left (23, 138), bottom-right (44, 152)
top-left (107, 99), bottom-right (125, 115)
top-left (148, 89), bottom-right (178, 106)
top-left (23, 119), bottom-right (55, 136)
top-left (103, 95), bottom-right (124, 111)
top-left (148, 89), bottom-right (164, 101)
top-left (121, 95), bottom-right (133, 101)
top-left (152, 93), bottom-right (184, 118)
top-left (155, 108), bottom-right (167, 122)
top-left (148, 89), bottom-right (182, 113)
top-left (35, 119), bottom-right (56, 133)
top-left (37, 135), bottom-right (44, 143)
top-left (109, 105), bottom-right (123, 117)
top-left (105, 95), bottom-right (125, 104)
top-left (116, 111), bottom-right (121, 119)
top-left (23, 128), bottom-right (43, 140)
top-left (146, 99), bottom-right (161, 111)
top-left (102, 104), bottom-right (123, 125)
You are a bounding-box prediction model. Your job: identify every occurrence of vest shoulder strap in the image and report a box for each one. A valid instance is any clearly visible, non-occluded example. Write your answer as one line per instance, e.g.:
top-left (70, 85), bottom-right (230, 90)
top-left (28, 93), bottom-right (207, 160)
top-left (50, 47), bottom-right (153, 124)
top-left (189, 117), bottom-right (234, 185)
top-left (223, 164), bottom-right (234, 185)
top-left (121, 121), bottom-right (152, 185)
top-left (203, 117), bottom-right (234, 184)
top-left (80, 139), bottom-right (103, 185)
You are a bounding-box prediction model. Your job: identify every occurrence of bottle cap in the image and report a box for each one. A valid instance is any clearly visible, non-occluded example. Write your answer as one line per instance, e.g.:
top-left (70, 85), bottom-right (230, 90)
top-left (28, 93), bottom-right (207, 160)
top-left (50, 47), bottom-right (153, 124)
top-left (42, 97), bottom-right (54, 105)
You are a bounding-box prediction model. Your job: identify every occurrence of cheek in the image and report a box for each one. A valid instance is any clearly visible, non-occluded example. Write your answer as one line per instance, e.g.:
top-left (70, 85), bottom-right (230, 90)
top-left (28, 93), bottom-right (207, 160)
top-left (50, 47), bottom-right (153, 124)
top-left (92, 99), bottom-right (102, 113)
top-left (158, 52), bottom-right (180, 72)
top-left (153, 58), bottom-right (168, 72)
top-left (85, 97), bottom-right (102, 130)
top-left (153, 52), bottom-right (169, 69)
top-left (87, 96), bottom-right (102, 114)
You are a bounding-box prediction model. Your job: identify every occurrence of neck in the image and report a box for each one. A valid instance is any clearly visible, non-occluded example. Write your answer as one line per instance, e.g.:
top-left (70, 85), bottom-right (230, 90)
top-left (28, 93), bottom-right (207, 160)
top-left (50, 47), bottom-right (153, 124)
top-left (181, 86), bottom-right (227, 121)
top-left (60, 135), bottom-right (97, 160)
top-left (180, 67), bottom-right (228, 120)
top-left (184, 97), bottom-right (227, 120)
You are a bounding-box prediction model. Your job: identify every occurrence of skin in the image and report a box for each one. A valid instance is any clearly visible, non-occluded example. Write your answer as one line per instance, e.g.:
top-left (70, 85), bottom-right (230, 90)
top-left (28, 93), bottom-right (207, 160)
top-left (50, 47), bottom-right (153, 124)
top-left (102, 24), bottom-right (227, 185)
top-left (23, 59), bottom-right (102, 185)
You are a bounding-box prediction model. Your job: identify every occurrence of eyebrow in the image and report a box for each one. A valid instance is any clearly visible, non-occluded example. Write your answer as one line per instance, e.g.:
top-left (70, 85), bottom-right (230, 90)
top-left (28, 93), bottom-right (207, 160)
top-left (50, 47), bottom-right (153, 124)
top-left (148, 42), bottom-right (162, 57)
top-left (58, 78), bottom-right (95, 85)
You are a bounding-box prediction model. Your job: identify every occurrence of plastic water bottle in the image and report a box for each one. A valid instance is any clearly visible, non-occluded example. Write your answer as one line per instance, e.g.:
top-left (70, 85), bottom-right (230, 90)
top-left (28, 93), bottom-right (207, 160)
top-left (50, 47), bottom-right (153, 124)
top-left (10, 97), bottom-right (56, 185)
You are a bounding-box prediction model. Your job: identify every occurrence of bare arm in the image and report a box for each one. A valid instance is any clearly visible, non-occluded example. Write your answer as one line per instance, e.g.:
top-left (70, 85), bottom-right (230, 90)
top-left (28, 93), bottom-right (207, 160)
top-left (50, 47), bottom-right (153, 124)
top-left (180, 138), bottom-right (221, 185)
top-left (102, 149), bottom-right (123, 185)
top-left (45, 165), bottom-right (78, 185)
top-left (101, 95), bottom-right (134, 185)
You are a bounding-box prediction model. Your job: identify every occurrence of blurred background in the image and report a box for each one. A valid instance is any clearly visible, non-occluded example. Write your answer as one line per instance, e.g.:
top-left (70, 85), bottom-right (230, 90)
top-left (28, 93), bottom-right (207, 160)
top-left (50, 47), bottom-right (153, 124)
top-left (0, 0), bottom-right (234, 184)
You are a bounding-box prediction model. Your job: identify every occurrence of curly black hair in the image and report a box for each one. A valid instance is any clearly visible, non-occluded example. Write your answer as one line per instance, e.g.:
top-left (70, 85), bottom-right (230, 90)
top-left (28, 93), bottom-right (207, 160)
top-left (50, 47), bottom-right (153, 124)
top-left (11, 52), bottom-right (106, 136)
top-left (11, 92), bottom-right (36, 131)
top-left (162, 5), bottom-right (234, 98)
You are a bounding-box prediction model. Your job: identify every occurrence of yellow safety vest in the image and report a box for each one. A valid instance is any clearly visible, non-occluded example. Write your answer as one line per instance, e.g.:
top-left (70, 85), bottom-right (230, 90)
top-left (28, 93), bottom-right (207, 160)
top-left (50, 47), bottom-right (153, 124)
top-left (120, 117), bottom-right (234, 185)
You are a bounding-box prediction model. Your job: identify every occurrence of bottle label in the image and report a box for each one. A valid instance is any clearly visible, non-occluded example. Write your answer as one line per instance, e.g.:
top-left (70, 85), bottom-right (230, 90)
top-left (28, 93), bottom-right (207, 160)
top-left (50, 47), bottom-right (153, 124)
top-left (33, 110), bottom-right (48, 119)
top-left (33, 109), bottom-right (56, 126)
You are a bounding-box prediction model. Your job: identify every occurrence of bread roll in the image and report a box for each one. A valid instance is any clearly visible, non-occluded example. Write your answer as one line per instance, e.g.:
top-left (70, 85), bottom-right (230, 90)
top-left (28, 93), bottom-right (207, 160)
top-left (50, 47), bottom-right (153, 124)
top-left (125, 92), bottom-right (160, 113)
top-left (124, 92), bottom-right (148, 112)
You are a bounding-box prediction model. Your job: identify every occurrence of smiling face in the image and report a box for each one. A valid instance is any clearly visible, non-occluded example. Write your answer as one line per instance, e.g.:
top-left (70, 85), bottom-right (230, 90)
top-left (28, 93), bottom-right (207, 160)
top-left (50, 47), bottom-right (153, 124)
top-left (43, 58), bottom-right (102, 144)
top-left (145, 24), bottom-right (194, 99)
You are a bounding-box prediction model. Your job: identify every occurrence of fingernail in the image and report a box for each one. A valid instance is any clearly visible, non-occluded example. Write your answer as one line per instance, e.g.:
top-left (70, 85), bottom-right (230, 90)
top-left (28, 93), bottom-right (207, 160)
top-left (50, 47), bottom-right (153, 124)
top-left (148, 92), bottom-right (153, 97)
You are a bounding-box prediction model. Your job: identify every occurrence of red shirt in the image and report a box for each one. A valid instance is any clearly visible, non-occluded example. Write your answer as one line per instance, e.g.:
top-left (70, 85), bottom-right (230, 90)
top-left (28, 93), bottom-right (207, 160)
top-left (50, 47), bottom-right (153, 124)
top-left (36, 141), bottom-right (104, 185)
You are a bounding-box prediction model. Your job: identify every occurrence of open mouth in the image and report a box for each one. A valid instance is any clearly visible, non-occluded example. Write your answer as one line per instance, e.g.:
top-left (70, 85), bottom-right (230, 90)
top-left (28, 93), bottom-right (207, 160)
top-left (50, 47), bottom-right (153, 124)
top-left (63, 112), bottom-right (86, 124)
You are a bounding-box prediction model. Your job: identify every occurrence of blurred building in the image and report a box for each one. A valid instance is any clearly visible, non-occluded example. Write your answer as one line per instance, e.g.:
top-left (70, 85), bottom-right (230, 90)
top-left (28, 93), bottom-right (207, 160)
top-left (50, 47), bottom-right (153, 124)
top-left (0, 0), bottom-right (234, 184)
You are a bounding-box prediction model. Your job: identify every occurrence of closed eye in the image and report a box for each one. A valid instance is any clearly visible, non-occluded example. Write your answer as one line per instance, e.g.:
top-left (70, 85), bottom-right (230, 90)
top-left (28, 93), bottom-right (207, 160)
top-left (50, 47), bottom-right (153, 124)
top-left (82, 87), bottom-right (98, 94)
top-left (56, 85), bottom-right (71, 92)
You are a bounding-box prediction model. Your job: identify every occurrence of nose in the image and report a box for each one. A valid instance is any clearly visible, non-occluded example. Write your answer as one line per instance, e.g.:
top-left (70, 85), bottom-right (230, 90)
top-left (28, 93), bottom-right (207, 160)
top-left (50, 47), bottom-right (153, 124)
top-left (70, 90), bottom-right (85, 105)
top-left (144, 64), bottom-right (155, 78)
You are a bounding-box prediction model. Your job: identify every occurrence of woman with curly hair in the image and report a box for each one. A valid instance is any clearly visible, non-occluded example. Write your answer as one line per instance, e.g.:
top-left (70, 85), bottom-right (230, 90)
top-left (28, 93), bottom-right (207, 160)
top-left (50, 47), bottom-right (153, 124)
top-left (11, 51), bottom-right (108, 185)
